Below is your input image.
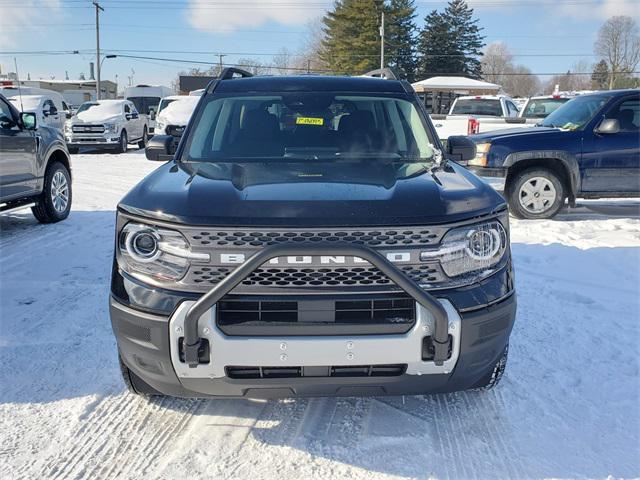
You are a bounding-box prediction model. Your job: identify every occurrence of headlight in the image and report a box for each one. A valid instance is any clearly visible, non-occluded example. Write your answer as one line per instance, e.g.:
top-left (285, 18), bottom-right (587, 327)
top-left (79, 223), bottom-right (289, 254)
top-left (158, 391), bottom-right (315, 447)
top-left (64, 121), bottom-right (72, 132)
top-left (420, 220), bottom-right (507, 278)
top-left (468, 142), bottom-right (490, 167)
top-left (104, 123), bottom-right (118, 133)
top-left (118, 223), bottom-right (209, 282)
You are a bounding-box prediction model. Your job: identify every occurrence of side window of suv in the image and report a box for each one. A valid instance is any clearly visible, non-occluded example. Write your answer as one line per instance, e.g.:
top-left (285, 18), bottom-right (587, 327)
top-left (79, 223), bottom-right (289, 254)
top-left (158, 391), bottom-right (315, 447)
top-left (0, 98), bottom-right (18, 131)
top-left (607, 98), bottom-right (640, 132)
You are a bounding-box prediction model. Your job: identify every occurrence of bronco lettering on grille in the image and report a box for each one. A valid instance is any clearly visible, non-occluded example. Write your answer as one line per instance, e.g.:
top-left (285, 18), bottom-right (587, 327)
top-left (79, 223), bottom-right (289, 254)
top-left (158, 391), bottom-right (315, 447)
top-left (218, 253), bottom-right (411, 265)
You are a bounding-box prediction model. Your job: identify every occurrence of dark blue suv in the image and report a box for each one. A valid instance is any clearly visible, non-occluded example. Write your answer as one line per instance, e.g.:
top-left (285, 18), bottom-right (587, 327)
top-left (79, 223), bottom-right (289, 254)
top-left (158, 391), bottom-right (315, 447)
top-left (466, 89), bottom-right (639, 219)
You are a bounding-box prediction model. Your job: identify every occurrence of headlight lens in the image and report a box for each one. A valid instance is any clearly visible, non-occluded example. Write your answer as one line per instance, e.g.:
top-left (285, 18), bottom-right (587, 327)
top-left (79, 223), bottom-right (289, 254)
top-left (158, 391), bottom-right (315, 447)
top-left (104, 123), bottom-right (118, 133)
top-left (118, 223), bottom-right (208, 282)
top-left (421, 220), bottom-right (507, 278)
top-left (468, 142), bottom-right (490, 167)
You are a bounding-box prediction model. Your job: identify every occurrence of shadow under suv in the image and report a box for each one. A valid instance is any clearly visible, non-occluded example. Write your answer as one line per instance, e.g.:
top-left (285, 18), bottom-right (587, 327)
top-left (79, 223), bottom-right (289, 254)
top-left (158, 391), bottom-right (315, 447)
top-left (110, 69), bottom-right (517, 399)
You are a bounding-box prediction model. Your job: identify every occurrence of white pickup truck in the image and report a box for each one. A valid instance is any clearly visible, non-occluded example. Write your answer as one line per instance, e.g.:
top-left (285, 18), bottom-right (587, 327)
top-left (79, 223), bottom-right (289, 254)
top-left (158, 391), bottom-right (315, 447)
top-left (431, 94), bottom-right (537, 140)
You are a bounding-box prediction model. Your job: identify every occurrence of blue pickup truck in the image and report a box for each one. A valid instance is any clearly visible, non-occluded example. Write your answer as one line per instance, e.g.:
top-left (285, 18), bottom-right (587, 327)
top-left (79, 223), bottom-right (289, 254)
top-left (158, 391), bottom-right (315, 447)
top-left (465, 89), bottom-right (639, 219)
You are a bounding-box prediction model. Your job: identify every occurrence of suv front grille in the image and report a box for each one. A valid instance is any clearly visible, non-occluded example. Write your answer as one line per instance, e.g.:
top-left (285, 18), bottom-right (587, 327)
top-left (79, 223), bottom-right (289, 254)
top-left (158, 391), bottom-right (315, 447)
top-left (185, 227), bottom-right (445, 248)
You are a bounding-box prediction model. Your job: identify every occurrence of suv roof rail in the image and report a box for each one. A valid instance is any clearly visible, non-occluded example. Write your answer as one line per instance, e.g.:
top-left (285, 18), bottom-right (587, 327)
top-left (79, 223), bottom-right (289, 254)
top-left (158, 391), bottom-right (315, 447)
top-left (218, 67), bottom-right (254, 80)
top-left (362, 68), bottom-right (397, 80)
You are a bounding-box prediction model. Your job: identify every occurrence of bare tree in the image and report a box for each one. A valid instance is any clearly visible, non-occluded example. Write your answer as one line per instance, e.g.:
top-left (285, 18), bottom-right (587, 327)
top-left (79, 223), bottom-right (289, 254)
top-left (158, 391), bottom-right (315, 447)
top-left (481, 42), bottom-right (514, 86)
top-left (481, 42), bottom-right (541, 97)
top-left (594, 15), bottom-right (640, 89)
top-left (272, 47), bottom-right (292, 75)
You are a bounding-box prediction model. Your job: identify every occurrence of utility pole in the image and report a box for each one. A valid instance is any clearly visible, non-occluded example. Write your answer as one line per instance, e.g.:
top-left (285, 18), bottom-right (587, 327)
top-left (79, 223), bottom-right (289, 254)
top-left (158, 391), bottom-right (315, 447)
top-left (217, 54), bottom-right (226, 75)
top-left (379, 11), bottom-right (385, 70)
top-left (93, 1), bottom-right (104, 100)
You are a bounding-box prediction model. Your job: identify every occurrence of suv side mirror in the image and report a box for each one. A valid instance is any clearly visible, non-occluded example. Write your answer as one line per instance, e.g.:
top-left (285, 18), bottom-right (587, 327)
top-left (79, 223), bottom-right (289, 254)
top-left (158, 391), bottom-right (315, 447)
top-left (595, 118), bottom-right (620, 135)
top-left (125, 113), bottom-right (132, 120)
top-left (145, 134), bottom-right (175, 161)
top-left (20, 112), bottom-right (37, 130)
top-left (66, 112), bottom-right (72, 119)
top-left (446, 135), bottom-right (476, 162)
top-left (150, 110), bottom-right (156, 121)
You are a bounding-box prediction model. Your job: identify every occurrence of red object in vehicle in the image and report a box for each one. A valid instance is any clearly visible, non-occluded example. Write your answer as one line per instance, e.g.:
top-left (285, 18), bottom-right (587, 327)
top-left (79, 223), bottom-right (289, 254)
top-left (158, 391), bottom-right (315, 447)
top-left (468, 118), bottom-right (480, 135)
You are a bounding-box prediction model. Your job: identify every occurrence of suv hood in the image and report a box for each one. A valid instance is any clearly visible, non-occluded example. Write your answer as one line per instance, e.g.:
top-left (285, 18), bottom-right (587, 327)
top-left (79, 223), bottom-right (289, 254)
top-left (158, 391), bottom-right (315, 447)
top-left (471, 126), bottom-right (558, 142)
top-left (119, 160), bottom-right (505, 227)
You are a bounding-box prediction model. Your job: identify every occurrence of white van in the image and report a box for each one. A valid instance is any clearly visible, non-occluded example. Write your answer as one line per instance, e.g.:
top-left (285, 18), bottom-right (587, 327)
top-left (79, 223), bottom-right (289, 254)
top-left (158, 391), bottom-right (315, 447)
top-left (124, 85), bottom-right (173, 133)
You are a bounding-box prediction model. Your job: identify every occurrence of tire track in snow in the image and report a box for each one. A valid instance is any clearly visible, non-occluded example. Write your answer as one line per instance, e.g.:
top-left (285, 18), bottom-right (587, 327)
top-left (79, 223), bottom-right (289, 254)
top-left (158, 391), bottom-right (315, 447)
top-left (35, 394), bottom-right (200, 480)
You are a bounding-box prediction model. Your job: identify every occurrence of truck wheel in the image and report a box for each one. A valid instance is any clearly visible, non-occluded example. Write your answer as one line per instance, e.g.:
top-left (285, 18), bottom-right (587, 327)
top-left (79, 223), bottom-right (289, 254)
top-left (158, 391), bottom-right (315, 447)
top-left (118, 130), bottom-right (128, 154)
top-left (32, 161), bottom-right (72, 223)
top-left (137, 127), bottom-right (148, 149)
top-left (119, 355), bottom-right (162, 397)
top-left (507, 168), bottom-right (565, 219)
top-left (474, 344), bottom-right (508, 391)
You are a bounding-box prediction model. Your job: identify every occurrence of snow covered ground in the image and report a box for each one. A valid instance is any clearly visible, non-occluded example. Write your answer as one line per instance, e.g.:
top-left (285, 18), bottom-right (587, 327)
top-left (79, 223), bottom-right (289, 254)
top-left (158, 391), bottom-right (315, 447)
top-left (1, 151), bottom-right (639, 480)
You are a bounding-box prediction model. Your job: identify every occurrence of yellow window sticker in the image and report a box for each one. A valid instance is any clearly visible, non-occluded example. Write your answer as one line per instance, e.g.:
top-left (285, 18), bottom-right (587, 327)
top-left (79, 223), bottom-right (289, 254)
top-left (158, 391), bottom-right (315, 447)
top-left (296, 117), bottom-right (324, 126)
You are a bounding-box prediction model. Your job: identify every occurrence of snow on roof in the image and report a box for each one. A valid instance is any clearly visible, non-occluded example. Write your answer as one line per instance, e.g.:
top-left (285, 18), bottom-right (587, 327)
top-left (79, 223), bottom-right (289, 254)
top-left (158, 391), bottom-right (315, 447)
top-left (412, 76), bottom-right (501, 91)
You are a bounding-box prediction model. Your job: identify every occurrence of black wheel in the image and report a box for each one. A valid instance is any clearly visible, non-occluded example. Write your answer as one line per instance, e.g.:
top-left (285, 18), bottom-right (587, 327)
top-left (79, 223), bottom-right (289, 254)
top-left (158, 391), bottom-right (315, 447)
top-left (507, 168), bottom-right (565, 219)
top-left (118, 130), bottom-right (128, 154)
top-left (137, 127), bottom-right (148, 149)
top-left (118, 354), bottom-right (162, 397)
top-left (474, 344), bottom-right (508, 391)
top-left (32, 161), bottom-right (72, 223)
top-left (68, 146), bottom-right (79, 154)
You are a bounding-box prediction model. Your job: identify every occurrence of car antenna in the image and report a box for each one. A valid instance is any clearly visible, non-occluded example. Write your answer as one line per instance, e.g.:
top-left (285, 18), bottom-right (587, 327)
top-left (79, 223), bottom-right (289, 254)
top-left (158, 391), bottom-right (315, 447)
top-left (13, 57), bottom-right (24, 113)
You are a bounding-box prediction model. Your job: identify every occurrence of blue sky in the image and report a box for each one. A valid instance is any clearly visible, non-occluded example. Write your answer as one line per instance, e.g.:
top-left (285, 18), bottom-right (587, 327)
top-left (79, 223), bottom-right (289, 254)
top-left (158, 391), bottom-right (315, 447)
top-left (0, 0), bottom-right (638, 90)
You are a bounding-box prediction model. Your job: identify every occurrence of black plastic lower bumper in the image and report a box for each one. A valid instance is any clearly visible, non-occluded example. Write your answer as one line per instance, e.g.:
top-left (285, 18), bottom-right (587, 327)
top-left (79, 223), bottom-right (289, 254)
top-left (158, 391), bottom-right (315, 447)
top-left (111, 292), bottom-right (516, 398)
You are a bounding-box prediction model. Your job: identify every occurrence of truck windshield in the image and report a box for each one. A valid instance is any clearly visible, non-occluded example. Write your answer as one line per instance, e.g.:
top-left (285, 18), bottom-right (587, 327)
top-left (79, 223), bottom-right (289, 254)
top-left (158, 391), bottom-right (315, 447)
top-left (540, 95), bottom-right (609, 130)
top-left (451, 99), bottom-right (502, 116)
top-left (521, 98), bottom-right (569, 118)
top-left (181, 93), bottom-right (437, 163)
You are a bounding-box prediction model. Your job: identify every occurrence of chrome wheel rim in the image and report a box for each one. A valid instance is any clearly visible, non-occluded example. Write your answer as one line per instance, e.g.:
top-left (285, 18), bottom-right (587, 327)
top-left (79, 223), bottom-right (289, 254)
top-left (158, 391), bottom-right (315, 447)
top-left (518, 176), bottom-right (556, 214)
top-left (51, 171), bottom-right (69, 213)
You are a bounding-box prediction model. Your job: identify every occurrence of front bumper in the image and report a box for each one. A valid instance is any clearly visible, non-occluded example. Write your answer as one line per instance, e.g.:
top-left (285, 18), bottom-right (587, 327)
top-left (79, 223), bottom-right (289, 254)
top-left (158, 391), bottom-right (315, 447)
top-left (111, 292), bottom-right (516, 398)
top-left (65, 133), bottom-right (121, 149)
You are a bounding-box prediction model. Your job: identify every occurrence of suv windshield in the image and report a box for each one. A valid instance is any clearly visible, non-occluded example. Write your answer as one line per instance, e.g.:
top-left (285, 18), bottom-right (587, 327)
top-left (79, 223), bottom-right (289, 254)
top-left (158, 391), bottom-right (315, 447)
top-left (451, 99), bottom-right (502, 116)
top-left (181, 93), bottom-right (437, 163)
top-left (540, 95), bottom-right (609, 130)
top-left (521, 98), bottom-right (570, 118)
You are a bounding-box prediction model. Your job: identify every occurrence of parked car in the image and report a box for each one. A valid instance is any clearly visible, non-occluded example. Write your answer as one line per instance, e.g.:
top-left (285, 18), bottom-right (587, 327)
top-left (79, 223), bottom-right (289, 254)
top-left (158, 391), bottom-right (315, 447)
top-left (7, 94), bottom-right (65, 131)
top-left (110, 68), bottom-right (516, 399)
top-left (0, 86), bottom-right (72, 120)
top-left (153, 95), bottom-right (199, 136)
top-left (124, 85), bottom-right (173, 134)
top-left (466, 89), bottom-right (640, 219)
top-left (0, 93), bottom-right (72, 222)
top-left (431, 94), bottom-right (537, 140)
top-left (64, 99), bottom-right (149, 154)
top-left (518, 95), bottom-right (572, 119)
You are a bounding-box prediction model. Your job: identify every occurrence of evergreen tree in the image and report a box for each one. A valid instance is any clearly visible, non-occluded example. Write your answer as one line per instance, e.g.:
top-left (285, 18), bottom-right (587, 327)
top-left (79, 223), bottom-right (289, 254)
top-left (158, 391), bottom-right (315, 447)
top-left (591, 60), bottom-right (609, 89)
top-left (416, 0), bottom-right (485, 79)
top-left (443, 0), bottom-right (484, 78)
top-left (322, 0), bottom-right (385, 75)
top-left (385, 0), bottom-right (418, 81)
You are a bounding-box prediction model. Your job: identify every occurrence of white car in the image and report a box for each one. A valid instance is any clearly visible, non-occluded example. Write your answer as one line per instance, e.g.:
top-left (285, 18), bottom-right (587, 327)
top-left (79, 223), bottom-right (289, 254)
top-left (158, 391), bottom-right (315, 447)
top-left (7, 94), bottom-right (65, 131)
top-left (64, 99), bottom-right (149, 154)
top-left (154, 95), bottom-right (199, 136)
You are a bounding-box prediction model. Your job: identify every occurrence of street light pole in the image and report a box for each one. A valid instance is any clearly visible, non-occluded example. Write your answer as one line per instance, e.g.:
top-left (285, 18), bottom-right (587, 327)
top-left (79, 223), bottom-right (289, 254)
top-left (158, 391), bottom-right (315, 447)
top-left (93, 1), bottom-right (104, 100)
top-left (100, 54), bottom-right (117, 98)
top-left (380, 11), bottom-right (385, 70)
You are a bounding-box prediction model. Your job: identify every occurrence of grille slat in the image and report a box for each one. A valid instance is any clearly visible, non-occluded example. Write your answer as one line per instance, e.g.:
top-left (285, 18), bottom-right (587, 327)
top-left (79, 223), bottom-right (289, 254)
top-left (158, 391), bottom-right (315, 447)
top-left (226, 364), bottom-right (407, 379)
top-left (185, 227), bottom-right (444, 248)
